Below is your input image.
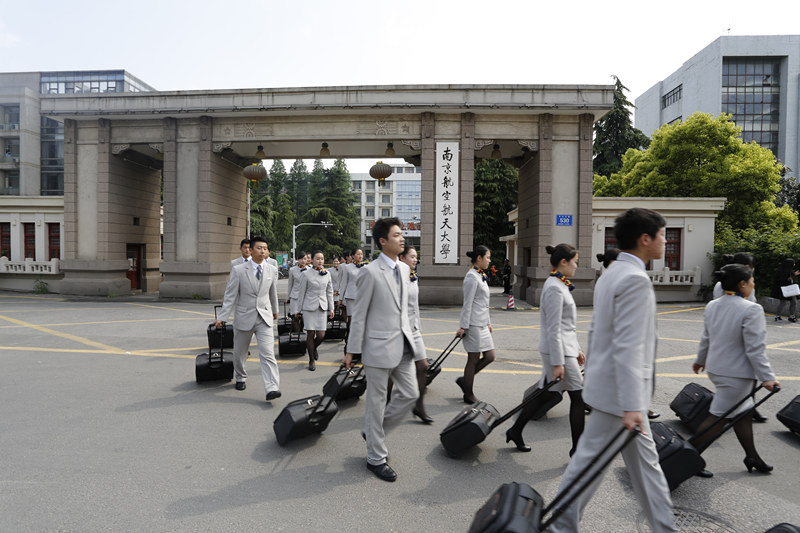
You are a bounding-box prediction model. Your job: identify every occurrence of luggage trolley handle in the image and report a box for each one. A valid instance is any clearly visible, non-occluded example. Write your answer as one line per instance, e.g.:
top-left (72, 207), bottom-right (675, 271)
top-left (489, 377), bottom-right (561, 430)
top-left (310, 364), bottom-right (364, 416)
top-left (540, 426), bottom-right (641, 531)
top-left (212, 305), bottom-right (227, 358)
top-left (692, 383), bottom-right (780, 452)
top-left (428, 335), bottom-right (462, 369)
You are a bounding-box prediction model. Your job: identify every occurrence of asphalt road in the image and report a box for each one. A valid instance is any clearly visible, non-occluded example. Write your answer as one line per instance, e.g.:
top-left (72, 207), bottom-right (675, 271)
top-left (0, 282), bottom-right (798, 532)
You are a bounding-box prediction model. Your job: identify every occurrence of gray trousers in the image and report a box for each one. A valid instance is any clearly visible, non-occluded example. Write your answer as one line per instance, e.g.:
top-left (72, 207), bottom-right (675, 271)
top-left (363, 345), bottom-right (419, 466)
top-left (232, 317), bottom-right (279, 393)
top-left (548, 409), bottom-right (676, 533)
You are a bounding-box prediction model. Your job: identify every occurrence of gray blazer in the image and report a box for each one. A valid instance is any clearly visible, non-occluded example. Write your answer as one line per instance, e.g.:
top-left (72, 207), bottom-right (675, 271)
top-left (266, 257), bottom-right (278, 269)
top-left (712, 281), bottom-right (757, 303)
top-left (346, 258), bottom-right (420, 367)
top-left (539, 276), bottom-right (581, 365)
top-left (298, 268), bottom-right (334, 312)
top-left (218, 261), bottom-right (279, 331)
top-left (406, 276), bottom-right (427, 362)
top-left (459, 268), bottom-right (491, 329)
top-left (229, 256), bottom-right (249, 275)
top-left (287, 265), bottom-right (305, 300)
top-left (696, 295), bottom-right (775, 382)
top-left (584, 254), bottom-right (657, 415)
top-left (330, 266), bottom-right (342, 299)
top-left (340, 262), bottom-right (361, 301)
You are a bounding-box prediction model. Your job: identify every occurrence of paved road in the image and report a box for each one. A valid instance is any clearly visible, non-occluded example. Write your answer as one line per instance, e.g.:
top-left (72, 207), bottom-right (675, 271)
top-left (0, 283), bottom-right (798, 532)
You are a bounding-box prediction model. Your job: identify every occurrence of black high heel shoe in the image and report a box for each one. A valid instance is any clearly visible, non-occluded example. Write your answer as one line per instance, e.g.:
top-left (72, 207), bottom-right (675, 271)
top-left (412, 408), bottom-right (434, 424)
top-left (752, 409), bottom-right (768, 423)
top-left (505, 428), bottom-right (531, 452)
top-left (744, 457), bottom-right (773, 473)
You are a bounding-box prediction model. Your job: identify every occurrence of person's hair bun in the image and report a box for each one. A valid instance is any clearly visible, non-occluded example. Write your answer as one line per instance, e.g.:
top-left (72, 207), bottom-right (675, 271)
top-left (722, 254), bottom-right (734, 264)
top-left (596, 253), bottom-right (607, 263)
top-left (466, 250), bottom-right (474, 260)
top-left (545, 245), bottom-right (556, 255)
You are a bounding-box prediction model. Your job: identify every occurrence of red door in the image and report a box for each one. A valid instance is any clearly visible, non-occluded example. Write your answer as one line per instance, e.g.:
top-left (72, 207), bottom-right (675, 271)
top-left (126, 244), bottom-right (142, 290)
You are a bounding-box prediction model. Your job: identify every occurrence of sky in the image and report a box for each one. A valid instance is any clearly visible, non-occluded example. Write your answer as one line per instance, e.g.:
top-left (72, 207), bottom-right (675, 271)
top-left (2, 0), bottom-right (798, 172)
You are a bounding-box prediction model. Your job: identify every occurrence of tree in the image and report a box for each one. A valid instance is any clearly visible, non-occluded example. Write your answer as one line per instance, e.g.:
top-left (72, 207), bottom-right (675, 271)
top-left (268, 159), bottom-right (288, 199)
top-left (592, 76), bottom-right (651, 178)
top-left (594, 112), bottom-right (796, 232)
top-left (288, 159), bottom-right (309, 218)
top-left (473, 159), bottom-right (519, 265)
top-left (271, 191), bottom-right (295, 253)
top-left (297, 159), bottom-right (360, 258)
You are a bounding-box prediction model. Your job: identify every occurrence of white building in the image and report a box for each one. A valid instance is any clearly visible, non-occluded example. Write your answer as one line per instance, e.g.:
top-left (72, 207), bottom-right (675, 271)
top-left (635, 35), bottom-right (800, 179)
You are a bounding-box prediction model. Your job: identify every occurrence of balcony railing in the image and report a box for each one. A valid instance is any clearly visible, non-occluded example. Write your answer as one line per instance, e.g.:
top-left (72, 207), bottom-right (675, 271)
top-left (0, 257), bottom-right (60, 274)
top-left (648, 266), bottom-right (701, 286)
top-left (0, 123), bottom-right (20, 131)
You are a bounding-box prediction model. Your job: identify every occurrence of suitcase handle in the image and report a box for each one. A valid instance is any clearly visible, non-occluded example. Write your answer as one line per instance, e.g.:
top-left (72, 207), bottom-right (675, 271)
top-left (310, 364), bottom-right (364, 416)
top-left (541, 426), bottom-right (641, 530)
top-left (214, 304), bottom-right (222, 321)
top-left (692, 383), bottom-right (780, 452)
top-left (490, 377), bottom-right (561, 429)
top-left (428, 335), bottom-right (462, 369)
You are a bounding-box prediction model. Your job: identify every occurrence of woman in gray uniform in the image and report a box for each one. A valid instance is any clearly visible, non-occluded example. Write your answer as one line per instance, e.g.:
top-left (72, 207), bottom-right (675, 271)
top-left (399, 244), bottom-right (433, 424)
top-left (690, 264), bottom-right (780, 474)
top-left (287, 252), bottom-right (310, 332)
top-left (455, 245), bottom-right (495, 404)
top-left (505, 243), bottom-right (586, 454)
top-left (296, 250), bottom-right (334, 371)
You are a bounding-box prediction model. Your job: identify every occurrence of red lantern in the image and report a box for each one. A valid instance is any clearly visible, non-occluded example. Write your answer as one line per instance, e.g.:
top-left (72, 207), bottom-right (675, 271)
top-left (369, 161), bottom-right (392, 183)
top-left (243, 164), bottom-right (266, 182)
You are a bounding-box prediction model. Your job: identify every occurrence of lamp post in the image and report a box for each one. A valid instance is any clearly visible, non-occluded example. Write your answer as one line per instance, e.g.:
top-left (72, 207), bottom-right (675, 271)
top-left (292, 222), bottom-right (332, 263)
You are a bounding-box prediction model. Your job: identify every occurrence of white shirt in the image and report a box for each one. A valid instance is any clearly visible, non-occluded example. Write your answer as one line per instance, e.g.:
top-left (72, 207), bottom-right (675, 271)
top-left (618, 251), bottom-right (645, 270)
top-left (379, 252), bottom-right (399, 272)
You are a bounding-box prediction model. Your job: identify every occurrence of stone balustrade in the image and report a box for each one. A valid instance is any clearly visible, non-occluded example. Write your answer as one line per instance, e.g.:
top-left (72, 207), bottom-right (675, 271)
top-left (0, 257), bottom-right (60, 274)
top-left (648, 266), bottom-right (702, 286)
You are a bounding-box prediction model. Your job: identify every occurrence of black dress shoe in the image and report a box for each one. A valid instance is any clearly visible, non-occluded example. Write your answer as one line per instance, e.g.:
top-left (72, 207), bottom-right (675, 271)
top-left (265, 390), bottom-right (282, 401)
top-left (234, 381), bottom-right (246, 391)
top-left (463, 395), bottom-right (478, 404)
top-left (695, 469), bottom-right (714, 478)
top-left (648, 410), bottom-right (660, 420)
top-left (505, 427), bottom-right (531, 452)
top-left (367, 462), bottom-right (397, 482)
top-left (412, 408), bottom-right (434, 424)
top-left (308, 361), bottom-right (316, 371)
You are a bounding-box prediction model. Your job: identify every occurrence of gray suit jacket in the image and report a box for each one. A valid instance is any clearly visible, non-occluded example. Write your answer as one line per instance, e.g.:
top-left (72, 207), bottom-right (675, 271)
top-left (539, 276), bottom-right (581, 365)
top-left (696, 295), bottom-right (775, 381)
top-left (407, 276), bottom-right (427, 362)
top-left (229, 256), bottom-right (249, 275)
top-left (287, 265), bottom-right (305, 300)
top-left (584, 254), bottom-right (657, 415)
top-left (459, 268), bottom-right (491, 328)
top-left (340, 262), bottom-right (361, 301)
top-left (298, 268), bottom-right (334, 312)
top-left (218, 261), bottom-right (279, 331)
top-left (346, 257), bottom-right (420, 367)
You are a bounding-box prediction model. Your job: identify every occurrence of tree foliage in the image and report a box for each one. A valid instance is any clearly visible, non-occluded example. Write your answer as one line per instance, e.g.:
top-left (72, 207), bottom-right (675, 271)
top-left (592, 76), bottom-right (651, 177)
top-left (473, 159), bottom-right (519, 265)
top-left (594, 112), bottom-right (796, 232)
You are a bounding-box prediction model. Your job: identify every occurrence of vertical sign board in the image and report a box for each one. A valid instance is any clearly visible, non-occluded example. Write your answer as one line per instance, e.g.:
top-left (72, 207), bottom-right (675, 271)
top-left (434, 141), bottom-right (459, 264)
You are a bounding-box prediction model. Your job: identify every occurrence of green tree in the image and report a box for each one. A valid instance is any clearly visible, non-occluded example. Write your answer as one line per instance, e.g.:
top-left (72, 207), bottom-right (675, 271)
top-left (249, 181), bottom-right (274, 245)
top-left (592, 76), bottom-right (651, 178)
top-left (594, 112), bottom-right (796, 232)
top-left (473, 159), bottom-right (519, 264)
top-left (297, 159), bottom-right (360, 258)
top-left (271, 191), bottom-right (295, 253)
top-left (268, 159), bottom-right (288, 199)
top-left (288, 159), bottom-right (309, 218)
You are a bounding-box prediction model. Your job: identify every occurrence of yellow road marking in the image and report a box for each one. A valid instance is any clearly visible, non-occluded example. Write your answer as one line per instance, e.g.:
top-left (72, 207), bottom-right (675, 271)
top-left (656, 354), bottom-right (697, 363)
top-left (0, 317), bottom-right (206, 329)
top-left (125, 303), bottom-right (215, 317)
top-left (0, 314), bottom-right (120, 352)
top-left (657, 307), bottom-right (705, 315)
top-left (0, 294), bottom-right (65, 301)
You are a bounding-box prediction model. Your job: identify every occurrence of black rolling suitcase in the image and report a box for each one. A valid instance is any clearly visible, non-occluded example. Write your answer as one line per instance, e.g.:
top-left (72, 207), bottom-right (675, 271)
top-left (277, 304), bottom-right (292, 335)
top-left (322, 364), bottom-right (366, 401)
top-left (776, 394), bottom-right (800, 434)
top-left (656, 384), bottom-right (780, 491)
top-left (440, 378), bottom-right (560, 457)
top-left (325, 318), bottom-right (347, 341)
top-left (669, 382), bottom-right (713, 432)
top-left (207, 305), bottom-right (234, 351)
top-left (273, 392), bottom-right (339, 446)
top-left (196, 313), bottom-right (234, 382)
top-left (764, 524), bottom-right (800, 533)
top-left (469, 426), bottom-right (640, 533)
top-left (523, 379), bottom-right (563, 421)
top-left (278, 331), bottom-right (307, 357)
top-left (425, 335), bottom-right (461, 386)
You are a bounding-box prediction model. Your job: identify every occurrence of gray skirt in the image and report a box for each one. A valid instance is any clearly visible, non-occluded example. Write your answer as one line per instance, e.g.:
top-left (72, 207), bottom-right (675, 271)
top-left (289, 297), bottom-right (300, 315)
top-left (708, 372), bottom-right (756, 418)
top-left (462, 325), bottom-right (495, 352)
top-left (538, 353), bottom-right (583, 392)
top-left (302, 308), bottom-right (329, 331)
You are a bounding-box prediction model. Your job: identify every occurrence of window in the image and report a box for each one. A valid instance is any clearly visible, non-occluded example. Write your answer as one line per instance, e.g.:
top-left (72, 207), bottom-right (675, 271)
top-left (1, 172), bottom-right (19, 195)
top-left (365, 181), bottom-right (375, 190)
top-left (47, 223), bottom-right (60, 260)
top-left (603, 227), bottom-right (617, 251)
top-left (722, 57), bottom-right (782, 153)
top-left (0, 222), bottom-right (9, 258)
top-left (23, 223), bottom-right (35, 260)
top-left (381, 208), bottom-right (391, 217)
top-left (379, 181), bottom-right (391, 190)
top-left (381, 194), bottom-right (391, 204)
top-left (352, 181), bottom-right (362, 191)
top-left (366, 194), bottom-right (375, 204)
top-left (664, 228), bottom-right (682, 270)
top-left (365, 208), bottom-right (375, 218)
top-left (661, 85), bottom-right (682, 109)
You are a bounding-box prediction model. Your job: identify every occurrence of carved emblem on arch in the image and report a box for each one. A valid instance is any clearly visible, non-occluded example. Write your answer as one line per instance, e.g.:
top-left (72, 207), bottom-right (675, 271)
top-left (518, 140), bottom-right (539, 151)
top-left (149, 143), bottom-right (163, 153)
top-left (212, 142), bottom-right (233, 153)
top-left (474, 139), bottom-right (494, 150)
top-left (401, 139), bottom-right (421, 151)
top-left (111, 144), bottom-right (130, 155)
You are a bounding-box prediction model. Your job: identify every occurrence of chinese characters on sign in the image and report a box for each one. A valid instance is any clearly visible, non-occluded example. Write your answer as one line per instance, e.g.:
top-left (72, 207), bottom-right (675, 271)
top-left (435, 141), bottom-right (459, 264)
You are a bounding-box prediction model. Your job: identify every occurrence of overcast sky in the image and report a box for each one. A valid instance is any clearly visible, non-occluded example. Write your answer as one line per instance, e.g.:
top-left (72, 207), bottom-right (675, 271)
top-left (2, 0), bottom-right (797, 172)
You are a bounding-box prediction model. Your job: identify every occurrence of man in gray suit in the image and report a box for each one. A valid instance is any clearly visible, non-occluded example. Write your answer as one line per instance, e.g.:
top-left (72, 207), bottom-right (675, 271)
top-left (344, 217), bottom-right (422, 482)
top-left (229, 238), bottom-right (251, 274)
top-left (549, 208), bottom-right (676, 533)
top-left (215, 236), bottom-right (281, 402)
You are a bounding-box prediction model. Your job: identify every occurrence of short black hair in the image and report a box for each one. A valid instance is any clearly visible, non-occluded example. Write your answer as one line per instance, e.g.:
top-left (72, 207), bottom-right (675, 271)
top-left (722, 252), bottom-right (755, 269)
top-left (614, 208), bottom-right (666, 251)
top-left (466, 245), bottom-right (490, 263)
top-left (372, 217), bottom-right (402, 250)
top-left (250, 236), bottom-right (268, 248)
top-left (545, 243), bottom-right (578, 268)
top-left (240, 238), bottom-right (251, 247)
top-left (311, 250), bottom-right (324, 260)
top-left (399, 243), bottom-right (416, 258)
top-left (596, 247), bottom-right (621, 268)
top-left (719, 264), bottom-right (753, 292)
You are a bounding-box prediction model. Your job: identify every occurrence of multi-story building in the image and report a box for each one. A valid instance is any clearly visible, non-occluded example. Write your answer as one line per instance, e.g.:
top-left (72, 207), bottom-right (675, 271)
top-left (635, 35), bottom-right (800, 179)
top-left (0, 70), bottom-right (154, 290)
top-left (351, 164), bottom-right (421, 257)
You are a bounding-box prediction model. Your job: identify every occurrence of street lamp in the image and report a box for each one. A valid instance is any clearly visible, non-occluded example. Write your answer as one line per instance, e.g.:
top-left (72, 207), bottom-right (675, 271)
top-left (292, 221), bottom-right (332, 263)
